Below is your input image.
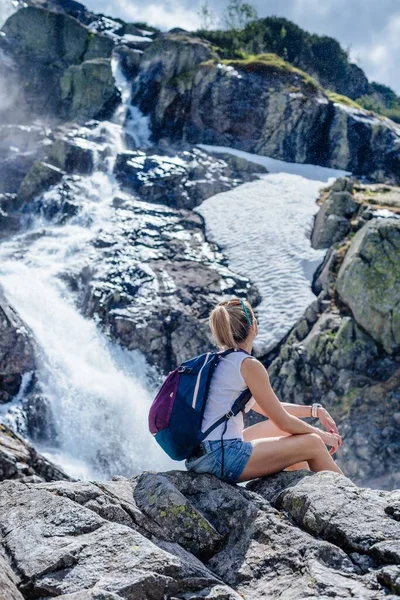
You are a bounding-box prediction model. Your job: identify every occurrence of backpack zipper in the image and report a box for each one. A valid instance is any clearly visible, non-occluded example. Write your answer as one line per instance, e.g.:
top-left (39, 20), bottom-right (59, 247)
top-left (191, 352), bottom-right (211, 409)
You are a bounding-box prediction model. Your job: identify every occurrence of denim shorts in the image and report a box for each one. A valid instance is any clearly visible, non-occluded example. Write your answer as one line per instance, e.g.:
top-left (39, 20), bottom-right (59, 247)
top-left (185, 438), bottom-right (253, 484)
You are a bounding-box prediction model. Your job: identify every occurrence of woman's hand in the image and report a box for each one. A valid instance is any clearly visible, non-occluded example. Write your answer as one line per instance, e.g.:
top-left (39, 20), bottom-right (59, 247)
top-left (319, 431), bottom-right (343, 455)
top-left (318, 407), bottom-right (339, 435)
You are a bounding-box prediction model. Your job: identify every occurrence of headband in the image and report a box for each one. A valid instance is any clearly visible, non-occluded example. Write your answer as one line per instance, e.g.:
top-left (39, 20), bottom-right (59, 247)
top-left (240, 299), bottom-right (252, 326)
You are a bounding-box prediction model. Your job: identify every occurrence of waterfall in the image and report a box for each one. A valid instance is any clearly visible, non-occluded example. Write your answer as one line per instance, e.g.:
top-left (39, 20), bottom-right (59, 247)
top-left (0, 53), bottom-right (172, 479)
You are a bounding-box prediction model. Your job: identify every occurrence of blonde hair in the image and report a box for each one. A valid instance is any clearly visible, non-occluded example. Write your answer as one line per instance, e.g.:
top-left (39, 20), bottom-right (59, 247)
top-left (209, 298), bottom-right (255, 349)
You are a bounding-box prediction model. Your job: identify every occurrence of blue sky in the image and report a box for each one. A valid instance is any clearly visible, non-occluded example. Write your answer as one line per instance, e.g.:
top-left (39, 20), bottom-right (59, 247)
top-left (84, 0), bottom-right (400, 94)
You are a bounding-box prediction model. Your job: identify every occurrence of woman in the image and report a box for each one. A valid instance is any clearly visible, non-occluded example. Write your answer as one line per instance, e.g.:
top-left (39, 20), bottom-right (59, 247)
top-left (185, 297), bottom-right (344, 484)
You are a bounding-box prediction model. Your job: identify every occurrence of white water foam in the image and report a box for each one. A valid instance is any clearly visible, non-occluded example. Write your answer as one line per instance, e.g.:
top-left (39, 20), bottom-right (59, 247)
top-left (196, 144), bottom-right (349, 354)
top-left (0, 56), bottom-right (172, 479)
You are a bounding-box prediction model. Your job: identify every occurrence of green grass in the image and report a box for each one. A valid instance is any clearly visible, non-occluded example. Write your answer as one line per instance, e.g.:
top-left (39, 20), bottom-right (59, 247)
top-left (326, 90), bottom-right (363, 109)
top-left (202, 53), bottom-right (321, 91)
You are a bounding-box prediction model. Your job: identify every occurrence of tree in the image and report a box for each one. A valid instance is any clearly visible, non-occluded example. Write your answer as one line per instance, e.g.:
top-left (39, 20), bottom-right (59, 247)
top-left (223, 0), bottom-right (257, 31)
top-left (198, 1), bottom-right (216, 31)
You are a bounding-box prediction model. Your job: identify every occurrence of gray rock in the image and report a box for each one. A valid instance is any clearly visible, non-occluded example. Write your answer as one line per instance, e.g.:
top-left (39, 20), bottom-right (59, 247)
top-left (133, 41), bottom-right (400, 182)
top-left (0, 470), bottom-right (398, 598)
top-left (336, 218), bottom-right (400, 354)
top-left (0, 6), bottom-right (115, 120)
top-left (114, 45), bottom-right (143, 79)
top-left (17, 161), bottom-right (65, 205)
top-left (0, 423), bottom-right (70, 482)
top-left (66, 165), bottom-right (260, 373)
top-left (311, 187), bottom-right (359, 249)
top-left (0, 478), bottom-right (239, 599)
top-left (60, 58), bottom-right (120, 122)
top-left (0, 547), bottom-right (24, 600)
top-left (113, 146), bottom-right (259, 209)
top-left (133, 472), bottom-right (223, 559)
top-left (49, 137), bottom-right (94, 174)
top-left (0, 285), bottom-right (36, 403)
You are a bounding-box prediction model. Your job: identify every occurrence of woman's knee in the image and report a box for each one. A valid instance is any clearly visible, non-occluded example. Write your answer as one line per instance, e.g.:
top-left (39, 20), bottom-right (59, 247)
top-left (301, 432), bottom-right (326, 455)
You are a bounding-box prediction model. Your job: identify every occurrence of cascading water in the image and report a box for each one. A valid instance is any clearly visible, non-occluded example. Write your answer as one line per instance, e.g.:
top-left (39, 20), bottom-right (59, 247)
top-left (0, 53), bottom-right (173, 479)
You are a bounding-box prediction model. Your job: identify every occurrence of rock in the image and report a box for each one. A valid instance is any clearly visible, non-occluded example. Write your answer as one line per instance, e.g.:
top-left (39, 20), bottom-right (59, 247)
top-left (60, 58), bottom-right (120, 122)
top-left (265, 180), bottom-right (400, 488)
top-left (17, 161), bottom-right (65, 205)
top-left (311, 185), bottom-right (359, 249)
top-left (0, 6), bottom-right (115, 120)
top-left (0, 285), bottom-right (36, 403)
top-left (114, 44), bottom-right (142, 78)
top-left (0, 423), bottom-right (70, 482)
top-left (0, 477), bottom-right (240, 599)
top-left (1, 7), bottom-right (112, 67)
top-left (336, 218), bottom-right (400, 354)
top-left (49, 137), bottom-right (94, 174)
top-left (133, 33), bottom-right (217, 141)
top-left (259, 471), bottom-right (400, 557)
top-left (0, 470), bottom-right (398, 598)
top-left (0, 193), bottom-right (20, 238)
top-left (0, 548), bottom-right (24, 600)
top-left (133, 472), bottom-right (224, 558)
top-left (133, 42), bottom-right (400, 182)
top-left (327, 103), bottom-right (400, 180)
top-left (0, 124), bottom-right (51, 193)
top-left (113, 146), bottom-right (259, 209)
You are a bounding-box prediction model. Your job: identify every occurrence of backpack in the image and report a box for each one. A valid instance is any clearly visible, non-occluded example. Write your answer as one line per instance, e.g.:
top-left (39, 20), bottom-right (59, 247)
top-left (148, 347), bottom-right (252, 461)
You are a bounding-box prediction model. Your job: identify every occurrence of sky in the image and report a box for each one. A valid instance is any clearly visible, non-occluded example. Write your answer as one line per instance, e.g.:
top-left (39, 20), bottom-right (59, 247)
top-left (84, 0), bottom-right (400, 94)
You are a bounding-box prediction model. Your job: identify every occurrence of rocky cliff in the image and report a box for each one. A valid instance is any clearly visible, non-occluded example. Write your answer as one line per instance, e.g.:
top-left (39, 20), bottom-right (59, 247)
top-left (264, 178), bottom-right (400, 490)
top-left (132, 38), bottom-right (400, 184)
top-left (0, 464), bottom-right (399, 599)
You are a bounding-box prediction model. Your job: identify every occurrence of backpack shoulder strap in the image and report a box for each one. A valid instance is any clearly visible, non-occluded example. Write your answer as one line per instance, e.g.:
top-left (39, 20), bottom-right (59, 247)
top-left (199, 387), bottom-right (252, 441)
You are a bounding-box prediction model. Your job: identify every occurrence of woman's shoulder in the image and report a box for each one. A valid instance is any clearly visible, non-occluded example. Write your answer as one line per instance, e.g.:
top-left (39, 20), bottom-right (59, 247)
top-left (240, 355), bottom-right (268, 381)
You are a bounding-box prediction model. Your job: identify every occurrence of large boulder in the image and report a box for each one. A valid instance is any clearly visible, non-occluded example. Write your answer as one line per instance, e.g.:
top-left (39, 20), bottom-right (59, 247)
top-left (1, 7), bottom-right (113, 66)
top-left (60, 58), bottom-right (119, 121)
top-left (0, 470), bottom-right (399, 598)
top-left (0, 6), bottom-right (116, 120)
top-left (48, 137), bottom-right (95, 175)
top-left (311, 177), bottom-right (358, 249)
top-left (336, 218), bottom-right (400, 354)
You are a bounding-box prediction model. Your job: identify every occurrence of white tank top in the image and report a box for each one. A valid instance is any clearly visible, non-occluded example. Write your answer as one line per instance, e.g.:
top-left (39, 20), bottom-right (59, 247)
top-left (201, 349), bottom-right (256, 442)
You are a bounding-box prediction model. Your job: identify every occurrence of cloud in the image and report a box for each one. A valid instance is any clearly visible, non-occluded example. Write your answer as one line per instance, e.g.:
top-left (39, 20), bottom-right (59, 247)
top-left (100, 0), bottom-right (201, 30)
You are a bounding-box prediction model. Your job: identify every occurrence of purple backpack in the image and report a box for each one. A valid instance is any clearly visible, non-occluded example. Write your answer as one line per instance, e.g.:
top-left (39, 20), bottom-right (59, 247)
top-left (149, 347), bottom-right (252, 460)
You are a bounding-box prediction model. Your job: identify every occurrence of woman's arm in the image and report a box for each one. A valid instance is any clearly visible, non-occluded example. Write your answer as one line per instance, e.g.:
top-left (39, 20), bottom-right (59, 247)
top-left (251, 401), bottom-right (313, 419)
top-left (241, 358), bottom-right (319, 435)
top-left (251, 395), bottom-right (339, 435)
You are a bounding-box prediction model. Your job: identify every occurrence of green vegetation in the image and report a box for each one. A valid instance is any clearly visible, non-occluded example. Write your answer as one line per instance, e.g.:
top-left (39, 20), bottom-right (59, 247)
top-left (357, 82), bottom-right (400, 123)
top-left (326, 91), bottom-right (363, 110)
top-left (195, 13), bottom-right (400, 119)
top-left (197, 16), bottom-right (352, 93)
top-left (204, 53), bottom-right (321, 91)
top-left (132, 21), bottom-right (160, 33)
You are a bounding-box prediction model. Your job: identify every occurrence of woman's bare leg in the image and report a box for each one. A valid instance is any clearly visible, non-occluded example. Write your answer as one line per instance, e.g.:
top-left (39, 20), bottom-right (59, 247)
top-left (237, 432), bottom-right (344, 483)
top-left (243, 419), bottom-right (310, 471)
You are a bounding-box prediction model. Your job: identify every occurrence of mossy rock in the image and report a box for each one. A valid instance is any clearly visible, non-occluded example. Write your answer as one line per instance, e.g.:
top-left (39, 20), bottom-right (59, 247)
top-left (336, 218), bottom-right (400, 354)
top-left (60, 58), bottom-right (119, 121)
top-left (213, 53), bottom-right (321, 92)
top-left (1, 7), bottom-right (112, 68)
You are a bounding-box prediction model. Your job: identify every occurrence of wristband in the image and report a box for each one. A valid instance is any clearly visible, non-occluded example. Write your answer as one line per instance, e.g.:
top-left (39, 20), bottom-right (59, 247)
top-left (311, 403), bottom-right (322, 418)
